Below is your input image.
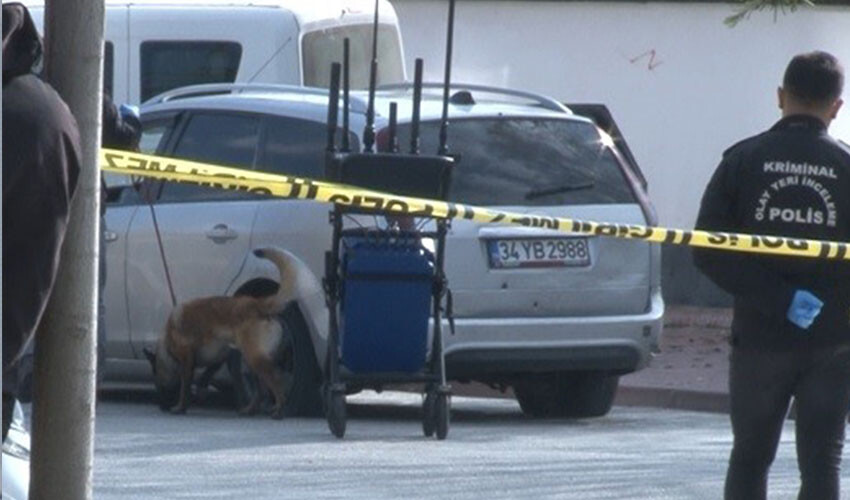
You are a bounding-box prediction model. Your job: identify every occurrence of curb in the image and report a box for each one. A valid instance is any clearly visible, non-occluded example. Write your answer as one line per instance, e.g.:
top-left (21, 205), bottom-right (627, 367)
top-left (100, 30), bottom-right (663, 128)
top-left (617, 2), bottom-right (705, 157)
top-left (451, 382), bottom-right (732, 415)
top-left (615, 385), bottom-right (729, 414)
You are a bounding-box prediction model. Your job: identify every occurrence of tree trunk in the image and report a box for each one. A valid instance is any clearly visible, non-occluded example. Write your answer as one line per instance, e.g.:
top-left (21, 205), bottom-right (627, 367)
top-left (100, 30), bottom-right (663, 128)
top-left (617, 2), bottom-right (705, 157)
top-left (30, 1), bottom-right (104, 499)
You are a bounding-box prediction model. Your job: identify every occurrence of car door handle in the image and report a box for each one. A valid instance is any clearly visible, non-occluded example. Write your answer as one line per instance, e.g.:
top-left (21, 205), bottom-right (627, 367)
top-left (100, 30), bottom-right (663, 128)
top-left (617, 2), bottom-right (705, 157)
top-left (104, 230), bottom-right (119, 243)
top-left (205, 224), bottom-right (238, 243)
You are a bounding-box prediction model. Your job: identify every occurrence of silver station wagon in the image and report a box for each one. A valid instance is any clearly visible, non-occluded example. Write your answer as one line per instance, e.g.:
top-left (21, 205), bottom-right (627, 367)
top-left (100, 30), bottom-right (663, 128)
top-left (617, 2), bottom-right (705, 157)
top-left (101, 82), bottom-right (664, 418)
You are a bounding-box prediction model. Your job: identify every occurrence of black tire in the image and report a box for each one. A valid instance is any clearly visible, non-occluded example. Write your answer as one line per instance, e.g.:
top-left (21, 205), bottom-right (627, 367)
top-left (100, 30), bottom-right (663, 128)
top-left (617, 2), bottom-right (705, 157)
top-left (435, 393), bottom-right (450, 440)
top-left (278, 308), bottom-right (324, 417)
top-left (422, 391), bottom-right (436, 437)
top-left (327, 390), bottom-right (346, 438)
top-left (226, 308), bottom-right (323, 416)
top-left (514, 372), bottom-right (619, 419)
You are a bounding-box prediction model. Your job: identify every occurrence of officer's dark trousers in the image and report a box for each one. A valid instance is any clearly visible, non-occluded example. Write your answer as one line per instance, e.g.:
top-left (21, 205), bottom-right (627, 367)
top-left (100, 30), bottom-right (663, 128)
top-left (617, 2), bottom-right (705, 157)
top-left (724, 345), bottom-right (850, 500)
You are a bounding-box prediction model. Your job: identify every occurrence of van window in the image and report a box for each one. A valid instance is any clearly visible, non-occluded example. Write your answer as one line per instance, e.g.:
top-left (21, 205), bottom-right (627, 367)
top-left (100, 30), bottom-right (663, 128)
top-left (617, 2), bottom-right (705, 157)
top-left (160, 112), bottom-right (260, 202)
top-left (140, 41), bottom-right (242, 102)
top-left (395, 119), bottom-right (638, 207)
top-left (104, 41), bottom-right (114, 98)
top-left (258, 117), bottom-right (359, 179)
top-left (302, 25), bottom-right (403, 89)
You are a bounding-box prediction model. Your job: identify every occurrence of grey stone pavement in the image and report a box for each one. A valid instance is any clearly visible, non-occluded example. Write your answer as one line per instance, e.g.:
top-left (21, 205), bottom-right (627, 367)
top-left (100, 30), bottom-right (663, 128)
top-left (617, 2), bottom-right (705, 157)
top-left (616, 306), bottom-right (731, 413)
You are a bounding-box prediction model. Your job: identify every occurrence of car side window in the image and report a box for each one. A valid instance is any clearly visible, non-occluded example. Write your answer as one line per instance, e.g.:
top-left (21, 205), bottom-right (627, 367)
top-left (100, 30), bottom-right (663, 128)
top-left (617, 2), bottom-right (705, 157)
top-left (105, 113), bottom-right (178, 206)
top-left (159, 112), bottom-right (260, 203)
top-left (139, 114), bottom-right (176, 155)
top-left (140, 41), bottom-right (242, 102)
top-left (257, 117), bottom-right (351, 179)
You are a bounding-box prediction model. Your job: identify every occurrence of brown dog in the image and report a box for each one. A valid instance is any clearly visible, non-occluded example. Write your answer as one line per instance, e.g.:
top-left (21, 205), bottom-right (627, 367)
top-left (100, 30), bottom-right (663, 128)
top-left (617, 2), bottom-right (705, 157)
top-left (145, 247), bottom-right (297, 418)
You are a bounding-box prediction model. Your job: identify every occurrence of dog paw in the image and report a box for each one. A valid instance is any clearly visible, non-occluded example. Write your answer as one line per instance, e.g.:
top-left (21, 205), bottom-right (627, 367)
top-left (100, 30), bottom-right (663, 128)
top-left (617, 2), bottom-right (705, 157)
top-left (270, 408), bottom-right (285, 420)
top-left (195, 387), bottom-right (209, 403)
top-left (238, 405), bottom-right (258, 416)
top-left (169, 406), bottom-right (187, 415)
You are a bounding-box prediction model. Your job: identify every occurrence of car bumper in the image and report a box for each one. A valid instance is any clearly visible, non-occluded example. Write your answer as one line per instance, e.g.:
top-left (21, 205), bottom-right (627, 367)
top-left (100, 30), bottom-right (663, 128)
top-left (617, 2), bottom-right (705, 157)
top-left (442, 287), bottom-right (664, 377)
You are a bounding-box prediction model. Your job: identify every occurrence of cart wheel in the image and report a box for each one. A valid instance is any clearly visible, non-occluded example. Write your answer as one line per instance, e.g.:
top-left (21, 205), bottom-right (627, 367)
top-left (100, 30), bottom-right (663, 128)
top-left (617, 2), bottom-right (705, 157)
top-left (422, 392), bottom-right (436, 437)
top-left (435, 393), bottom-right (450, 440)
top-left (326, 390), bottom-right (346, 439)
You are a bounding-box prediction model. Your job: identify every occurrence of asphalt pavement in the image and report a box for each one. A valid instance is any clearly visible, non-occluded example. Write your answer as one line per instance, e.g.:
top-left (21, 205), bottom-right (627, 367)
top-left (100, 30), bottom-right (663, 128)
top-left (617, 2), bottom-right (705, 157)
top-left (91, 390), bottom-right (845, 500)
top-left (20, 309), bottom-right (850, 499)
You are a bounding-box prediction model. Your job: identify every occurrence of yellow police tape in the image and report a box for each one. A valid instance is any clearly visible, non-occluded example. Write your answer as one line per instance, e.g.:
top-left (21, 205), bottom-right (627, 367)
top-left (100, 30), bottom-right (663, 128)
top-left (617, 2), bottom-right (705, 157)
top-left (101, 148), bottom-right (850, 261)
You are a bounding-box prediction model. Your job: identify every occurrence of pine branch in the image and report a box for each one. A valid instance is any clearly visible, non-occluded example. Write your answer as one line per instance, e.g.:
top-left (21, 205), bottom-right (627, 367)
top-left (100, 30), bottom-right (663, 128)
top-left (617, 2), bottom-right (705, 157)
top-left (725, 0), bottom-right (816, 27)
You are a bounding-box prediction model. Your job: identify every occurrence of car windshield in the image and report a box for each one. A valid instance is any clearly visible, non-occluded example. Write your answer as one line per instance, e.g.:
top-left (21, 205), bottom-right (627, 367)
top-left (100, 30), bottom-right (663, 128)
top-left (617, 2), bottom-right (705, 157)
top-left (395, 118), bottom-right (637, 206)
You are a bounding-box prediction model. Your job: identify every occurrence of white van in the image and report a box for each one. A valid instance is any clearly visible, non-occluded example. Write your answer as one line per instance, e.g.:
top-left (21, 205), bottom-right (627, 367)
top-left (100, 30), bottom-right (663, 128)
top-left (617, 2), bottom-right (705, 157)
top-left (25, 0), bottom-right (406, 104)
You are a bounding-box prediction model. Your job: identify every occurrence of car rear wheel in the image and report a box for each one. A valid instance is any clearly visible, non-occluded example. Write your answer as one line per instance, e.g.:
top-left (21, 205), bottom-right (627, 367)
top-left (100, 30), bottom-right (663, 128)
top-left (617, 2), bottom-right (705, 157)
top-left (514, 372), bottom-right (619, 418)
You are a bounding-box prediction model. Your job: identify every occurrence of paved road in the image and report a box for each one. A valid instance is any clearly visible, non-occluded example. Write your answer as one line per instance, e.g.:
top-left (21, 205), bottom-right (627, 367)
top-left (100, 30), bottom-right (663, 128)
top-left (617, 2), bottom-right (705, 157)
top-left (88, 390), bottom-right (846, 500)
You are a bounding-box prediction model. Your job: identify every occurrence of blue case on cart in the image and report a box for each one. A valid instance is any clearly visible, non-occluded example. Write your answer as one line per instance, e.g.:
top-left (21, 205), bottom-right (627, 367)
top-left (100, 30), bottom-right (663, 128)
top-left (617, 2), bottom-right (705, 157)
top-left (341, 239), bottom-right (433, 373)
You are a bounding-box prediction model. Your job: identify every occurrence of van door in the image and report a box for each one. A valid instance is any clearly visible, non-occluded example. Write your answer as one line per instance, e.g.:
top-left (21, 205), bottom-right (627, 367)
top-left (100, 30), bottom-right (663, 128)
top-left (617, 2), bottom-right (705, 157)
top-left (125, 111), bottom-right (262, 354)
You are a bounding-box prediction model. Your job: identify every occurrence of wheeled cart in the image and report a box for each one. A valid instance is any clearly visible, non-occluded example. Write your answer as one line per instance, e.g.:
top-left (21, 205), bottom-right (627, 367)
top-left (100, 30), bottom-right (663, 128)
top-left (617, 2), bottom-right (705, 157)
top-left (321, 152), bottom-right (455, 440)
top-left (319, 28), bottom-right (459, 437)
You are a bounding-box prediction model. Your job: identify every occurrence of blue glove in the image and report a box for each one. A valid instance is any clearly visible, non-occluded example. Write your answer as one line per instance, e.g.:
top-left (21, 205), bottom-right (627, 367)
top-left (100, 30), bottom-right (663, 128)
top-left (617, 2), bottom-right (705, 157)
top-left (118, 103), bottom-right (139, 120)
top-left (786, 290), bottom-right (823, 330)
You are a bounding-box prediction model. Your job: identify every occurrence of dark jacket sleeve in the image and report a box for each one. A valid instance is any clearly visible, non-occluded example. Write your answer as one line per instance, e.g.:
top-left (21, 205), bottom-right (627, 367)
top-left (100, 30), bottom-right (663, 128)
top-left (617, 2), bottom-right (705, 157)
top-left (101, 95), bottom-right (140, 150)
top-left (692, 153), bottom-right (795, 318)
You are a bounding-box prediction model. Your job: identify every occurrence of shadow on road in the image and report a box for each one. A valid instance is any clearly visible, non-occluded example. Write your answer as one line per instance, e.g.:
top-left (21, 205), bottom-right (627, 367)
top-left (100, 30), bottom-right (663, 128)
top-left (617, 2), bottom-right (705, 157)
top-left (98, 386), bottom-right (603, 429)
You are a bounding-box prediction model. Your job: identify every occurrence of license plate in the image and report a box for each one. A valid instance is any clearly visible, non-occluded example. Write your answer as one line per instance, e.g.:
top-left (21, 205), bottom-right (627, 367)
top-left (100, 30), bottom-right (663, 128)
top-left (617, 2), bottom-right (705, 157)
top-left (487, 238), bottom-right (591, 269)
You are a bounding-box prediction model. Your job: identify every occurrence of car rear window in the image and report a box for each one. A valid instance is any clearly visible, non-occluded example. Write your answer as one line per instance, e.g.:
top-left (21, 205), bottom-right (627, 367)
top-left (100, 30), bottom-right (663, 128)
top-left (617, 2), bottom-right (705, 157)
top-left (394, 118), bottom-right (638, 206)
top-left (258, 116), bottom-right (360, 179)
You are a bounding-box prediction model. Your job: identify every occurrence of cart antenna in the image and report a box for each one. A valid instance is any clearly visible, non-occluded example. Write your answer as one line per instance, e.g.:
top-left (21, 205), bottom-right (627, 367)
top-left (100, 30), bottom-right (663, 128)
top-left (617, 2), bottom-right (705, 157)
top-left (438, 0), bottom-right (456, 156)
top-left (341, 38), bottom-right (351, 152)
top-left (388, 102), bottom-right (399, 153)
top-left (362, 0), bottom-right (380, 153)
top-left (326, 62), bottom-right (341, 153)
top-left (410, 58), bottom-right (423, 155)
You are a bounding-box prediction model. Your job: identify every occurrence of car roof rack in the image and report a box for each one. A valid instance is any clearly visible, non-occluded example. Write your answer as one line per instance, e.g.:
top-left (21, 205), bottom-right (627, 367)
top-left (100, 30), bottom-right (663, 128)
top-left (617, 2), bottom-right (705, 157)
top-left (143, 83), bottom-right (369, 112)
top-left (377, 82), bottom-right (571, 114)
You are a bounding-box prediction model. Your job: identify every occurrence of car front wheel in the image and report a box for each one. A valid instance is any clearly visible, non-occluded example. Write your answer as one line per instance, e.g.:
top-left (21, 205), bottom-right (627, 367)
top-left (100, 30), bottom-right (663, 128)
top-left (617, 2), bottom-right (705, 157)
top-left (513, 371), bottom-right (619, 419)
top-left (230, 307), bottom-right (323, 416)
top-left (276, 307), bottom-right (323, 417)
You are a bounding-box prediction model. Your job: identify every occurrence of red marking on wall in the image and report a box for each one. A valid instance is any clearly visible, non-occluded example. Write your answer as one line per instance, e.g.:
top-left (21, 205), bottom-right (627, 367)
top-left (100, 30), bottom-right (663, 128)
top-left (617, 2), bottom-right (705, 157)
top-left (630, 50), bottom-right (663, 70)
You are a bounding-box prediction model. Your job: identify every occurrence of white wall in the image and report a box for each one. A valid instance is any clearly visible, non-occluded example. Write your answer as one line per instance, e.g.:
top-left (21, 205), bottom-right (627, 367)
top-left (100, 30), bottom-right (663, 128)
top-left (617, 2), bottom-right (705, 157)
top-left (393, 1), bottom-right (850, 229)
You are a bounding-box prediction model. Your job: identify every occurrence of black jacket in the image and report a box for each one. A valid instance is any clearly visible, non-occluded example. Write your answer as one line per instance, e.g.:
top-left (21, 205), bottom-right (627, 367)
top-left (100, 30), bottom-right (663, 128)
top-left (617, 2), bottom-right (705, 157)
top-left (694, 115), bottom-right (850, 351)
top-left (2, 3), bottom-right (81, 389)
top-left (102, 94), bottom-right (140, 151)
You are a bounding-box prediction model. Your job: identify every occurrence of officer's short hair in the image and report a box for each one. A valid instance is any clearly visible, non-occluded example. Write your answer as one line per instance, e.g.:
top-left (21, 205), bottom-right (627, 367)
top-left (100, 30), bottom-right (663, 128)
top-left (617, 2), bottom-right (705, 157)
top-left (783, 51), bottom-right (844, 105)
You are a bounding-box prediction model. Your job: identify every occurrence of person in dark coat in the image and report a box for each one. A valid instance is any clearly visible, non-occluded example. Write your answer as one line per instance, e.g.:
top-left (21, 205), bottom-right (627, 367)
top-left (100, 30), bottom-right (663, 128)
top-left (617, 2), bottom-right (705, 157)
top-left (94, 95), bottom-right (141, 389)
top-left (2, 2), bottom-right (81, 440)
top-left (694, 51), bottom-right (850, 500)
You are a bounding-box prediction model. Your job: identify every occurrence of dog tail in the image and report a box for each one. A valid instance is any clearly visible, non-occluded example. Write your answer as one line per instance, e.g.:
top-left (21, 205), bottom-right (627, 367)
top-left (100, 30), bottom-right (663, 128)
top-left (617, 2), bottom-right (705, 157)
top-left (253, 247), bottom-right (297, 315)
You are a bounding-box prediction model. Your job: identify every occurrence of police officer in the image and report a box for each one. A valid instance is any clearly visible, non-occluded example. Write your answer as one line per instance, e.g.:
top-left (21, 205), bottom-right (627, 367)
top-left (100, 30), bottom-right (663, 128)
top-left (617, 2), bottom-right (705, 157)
top-left (98, 95), bottom-right (141, 390)
top-left (694, 51), bottom-right (850, 500)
